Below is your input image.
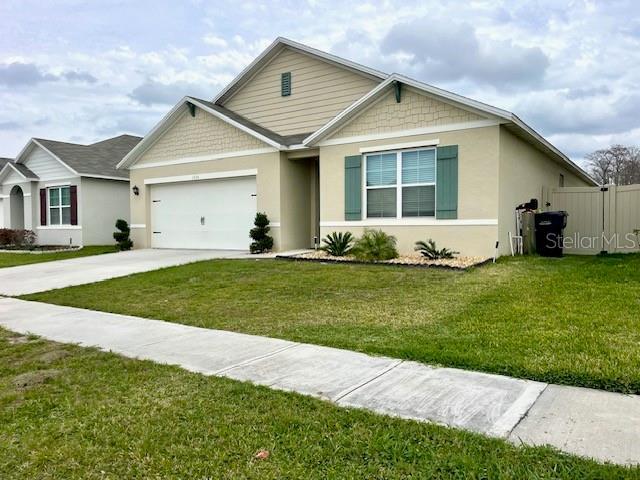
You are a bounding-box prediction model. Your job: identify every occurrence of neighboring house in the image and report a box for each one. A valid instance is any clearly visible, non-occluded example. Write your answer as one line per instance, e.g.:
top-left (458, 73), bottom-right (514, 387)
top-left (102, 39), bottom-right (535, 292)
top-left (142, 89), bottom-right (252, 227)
top-left (0, 135), bottom-right (141, 246)
top-left (0, 158), bottom-right (13, 229)
top-left (118, 37), bottom-right (595, 257)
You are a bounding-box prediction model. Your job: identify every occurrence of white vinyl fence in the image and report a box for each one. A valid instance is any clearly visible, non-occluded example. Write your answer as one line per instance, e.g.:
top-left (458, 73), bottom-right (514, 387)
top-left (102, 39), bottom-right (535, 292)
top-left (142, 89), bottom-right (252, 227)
top-left (545, 184), bottom-right (640, 254)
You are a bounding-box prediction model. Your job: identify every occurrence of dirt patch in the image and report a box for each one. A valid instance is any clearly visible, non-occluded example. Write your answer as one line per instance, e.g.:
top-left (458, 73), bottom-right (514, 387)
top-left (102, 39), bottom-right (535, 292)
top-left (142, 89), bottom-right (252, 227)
top-left (12, 369), bottom-right (61, 390)
top-left (36, 350), bottom-right (70, 364)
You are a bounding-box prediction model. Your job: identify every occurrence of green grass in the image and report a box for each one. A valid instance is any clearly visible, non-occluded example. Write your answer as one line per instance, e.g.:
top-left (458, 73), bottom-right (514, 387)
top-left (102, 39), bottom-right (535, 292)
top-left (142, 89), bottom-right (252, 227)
top-left (25, 254), bottom-right (640, 393)
top-left (0, 328), bottom-right (636, 479)
top-left (0, 245), bottom-right (116, 268)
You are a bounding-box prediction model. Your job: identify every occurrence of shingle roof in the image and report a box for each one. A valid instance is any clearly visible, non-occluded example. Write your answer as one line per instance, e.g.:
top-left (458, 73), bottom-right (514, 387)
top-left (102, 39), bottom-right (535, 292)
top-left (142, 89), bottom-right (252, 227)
top-left (0, 157), bottom-right (39, 179)
top-left (13, 162), bottom-right (38, 179)
top-left (33, 134), bottom-right (142, 179)
top-left (189, 97), bottom-right (312, 147)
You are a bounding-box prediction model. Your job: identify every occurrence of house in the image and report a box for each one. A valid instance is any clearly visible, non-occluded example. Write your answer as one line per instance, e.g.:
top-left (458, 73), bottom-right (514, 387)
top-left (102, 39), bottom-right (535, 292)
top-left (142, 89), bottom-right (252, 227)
top-left (0, 134), bottom-right (141, 246)
top-left (118, 37), bottom-right (595, 257)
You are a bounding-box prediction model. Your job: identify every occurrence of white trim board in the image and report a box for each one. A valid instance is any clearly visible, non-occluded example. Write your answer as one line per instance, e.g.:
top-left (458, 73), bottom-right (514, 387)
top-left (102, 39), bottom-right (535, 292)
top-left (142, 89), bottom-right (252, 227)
top-left (118, 98), bottom-right (283, 170)
top-left (44, 181), bottom-right (71, 187)
top-left (129, 224), bottom-right (146, 229)
top-left (130, 148), bottom-right (276, 170)
top-left (118, 105), bottom-right (191, 170)
top-left (188, 98), bottom-right (284, 150)
top-left (81, 174), bottom-right (129, 182)
top-left (360, 138), bottom-right (440, 154)
top-left (318, 120), bottom-right (500, 147)
top-left (0, 162), bottom-right (39, 183)
top-left (144, 169), bottom-right (258, 185)
top-left (36, 225), bottom-right (82, 230)
top-left (320, 219), bottom-right (498, 227)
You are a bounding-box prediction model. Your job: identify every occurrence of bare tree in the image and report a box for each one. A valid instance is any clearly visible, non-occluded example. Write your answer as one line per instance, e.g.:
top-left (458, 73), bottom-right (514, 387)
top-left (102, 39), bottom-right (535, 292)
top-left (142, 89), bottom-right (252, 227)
top-left (587, 145), bottom-right (640, 185)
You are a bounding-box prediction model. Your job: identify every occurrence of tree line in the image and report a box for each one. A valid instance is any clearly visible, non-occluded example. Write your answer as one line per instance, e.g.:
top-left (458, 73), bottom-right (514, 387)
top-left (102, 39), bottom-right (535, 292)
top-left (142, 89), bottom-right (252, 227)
top-left (587, 145), bottom-right (640, 185)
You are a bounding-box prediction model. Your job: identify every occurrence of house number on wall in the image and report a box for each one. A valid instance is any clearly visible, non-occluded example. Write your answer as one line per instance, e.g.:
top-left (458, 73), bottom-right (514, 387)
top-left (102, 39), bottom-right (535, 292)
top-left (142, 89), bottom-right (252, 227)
top-left (192, 175), bottom-right (200, 181)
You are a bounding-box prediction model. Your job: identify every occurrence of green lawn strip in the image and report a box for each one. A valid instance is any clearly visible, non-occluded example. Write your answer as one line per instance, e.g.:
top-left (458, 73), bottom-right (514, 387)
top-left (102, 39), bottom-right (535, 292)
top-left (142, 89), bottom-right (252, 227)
top-left (0, 245), bottom-right (117, 268)
top-left (0, 328), bottom-right (635, 479)
top-left (24, 254), bottom-right (640, 394)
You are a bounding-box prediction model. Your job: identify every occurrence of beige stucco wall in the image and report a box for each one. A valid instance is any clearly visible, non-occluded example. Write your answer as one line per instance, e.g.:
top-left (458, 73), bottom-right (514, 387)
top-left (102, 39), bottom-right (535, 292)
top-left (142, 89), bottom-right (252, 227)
top-left (318, 126), bottom-right (501, 257)
top-left (224, 47), bottom-right (380, 136)
top-left (320, 126), bottom-right (500, 221)
top-left (332, 88), bottom-right (485, 139)
top-left (497, 126), bottom-right (589, 254)
top-left (81, 177), bottom-right (130, 245)
top-left (320, 225), bottom-right (498, 258)
top-left (135, 107), bottom-right (267, 166)
top-left (129, 151), bottom-right (282, 249)
top-left (279, 153), bottom-right (315, 250)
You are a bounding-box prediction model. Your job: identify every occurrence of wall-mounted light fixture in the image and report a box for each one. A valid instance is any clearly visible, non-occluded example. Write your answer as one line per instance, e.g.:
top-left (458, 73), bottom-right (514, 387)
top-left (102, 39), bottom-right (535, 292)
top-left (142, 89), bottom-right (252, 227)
top-left (132, 185), bottom-right (140, 196)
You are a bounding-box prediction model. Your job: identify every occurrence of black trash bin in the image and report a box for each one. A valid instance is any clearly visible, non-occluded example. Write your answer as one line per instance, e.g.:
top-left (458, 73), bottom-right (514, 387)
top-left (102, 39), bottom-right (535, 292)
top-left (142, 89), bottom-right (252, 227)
top-left (535, 211), bottom-right (568, 257)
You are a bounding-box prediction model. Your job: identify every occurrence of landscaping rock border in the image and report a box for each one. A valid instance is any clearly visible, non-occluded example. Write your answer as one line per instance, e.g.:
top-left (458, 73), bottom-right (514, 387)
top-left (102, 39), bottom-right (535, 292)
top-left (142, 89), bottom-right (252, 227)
top-left (276, 250), bottom-right (491, 270)
top-left (0, 246), bottom-right (82, 254)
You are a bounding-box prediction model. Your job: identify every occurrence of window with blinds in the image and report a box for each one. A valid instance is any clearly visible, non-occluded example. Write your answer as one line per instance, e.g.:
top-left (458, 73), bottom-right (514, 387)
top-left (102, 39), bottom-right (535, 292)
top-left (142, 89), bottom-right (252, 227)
top-left (365, 147), bottom-right (436, 219)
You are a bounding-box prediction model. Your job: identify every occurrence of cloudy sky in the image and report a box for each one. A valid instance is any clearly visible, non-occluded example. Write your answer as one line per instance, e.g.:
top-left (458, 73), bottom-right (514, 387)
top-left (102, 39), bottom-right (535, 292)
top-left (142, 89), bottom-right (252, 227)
top-left (1, 0), bottom-right (639, 167)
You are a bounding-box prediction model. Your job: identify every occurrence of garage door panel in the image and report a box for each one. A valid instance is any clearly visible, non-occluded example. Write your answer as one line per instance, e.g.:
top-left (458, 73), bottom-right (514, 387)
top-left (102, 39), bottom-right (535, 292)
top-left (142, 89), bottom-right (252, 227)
top-left (151, 176), bottom-right (256, 250)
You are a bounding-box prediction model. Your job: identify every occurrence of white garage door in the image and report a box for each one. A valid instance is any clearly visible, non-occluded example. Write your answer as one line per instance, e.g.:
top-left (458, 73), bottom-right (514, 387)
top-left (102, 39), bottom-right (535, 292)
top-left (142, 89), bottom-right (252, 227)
top-left (150, 176), bottom-right (256, 250)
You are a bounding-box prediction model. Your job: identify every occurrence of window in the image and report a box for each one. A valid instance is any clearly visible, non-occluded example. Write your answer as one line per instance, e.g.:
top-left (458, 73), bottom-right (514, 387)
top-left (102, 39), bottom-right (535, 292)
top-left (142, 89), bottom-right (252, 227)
top-left (365, 148), bottom-right (436, 218)
top-left (281, 72), bottom-right (291, 96)
top-left (559, 173), bottom-right (565, 187)
top-left (49, 186), bottom-right (71, 225)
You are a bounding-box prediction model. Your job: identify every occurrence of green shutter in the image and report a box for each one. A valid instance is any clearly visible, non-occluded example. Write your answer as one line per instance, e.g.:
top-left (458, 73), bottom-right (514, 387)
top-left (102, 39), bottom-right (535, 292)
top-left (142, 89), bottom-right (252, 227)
top-left (436, 145), bottom-right (458, 219)
top-left (281, 72), bottom-right (291, 96)
top-left (344, 155), bottom-right (362, 220)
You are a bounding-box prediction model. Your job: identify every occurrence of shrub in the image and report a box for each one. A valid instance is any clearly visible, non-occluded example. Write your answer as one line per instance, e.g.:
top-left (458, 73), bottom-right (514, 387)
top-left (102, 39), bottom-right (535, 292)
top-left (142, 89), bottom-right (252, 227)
top-left (113, 219), bottom-right (133, 251)
top-left (249, 212), bottom-right (274, 254)
top-left (352, 229), bottom-right (398, 261)
top-left (0, 228), bottom-right (36, 247)
top-left (321, 231), bottom-right (354, 256)
top-left (0, 228), bottom-right (13, 246)
top-left (415, 239), bottom-right (458, 260)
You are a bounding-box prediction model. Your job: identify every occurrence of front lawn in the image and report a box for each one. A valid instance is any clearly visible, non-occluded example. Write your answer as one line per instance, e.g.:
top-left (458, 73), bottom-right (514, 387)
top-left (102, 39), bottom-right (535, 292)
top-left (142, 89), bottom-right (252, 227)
top-left (25, 254), bottom-right (640, 393)
top-left (0, 328), bottom-right (634, 478)
top-left (0, 245), bottom-right (116, 268)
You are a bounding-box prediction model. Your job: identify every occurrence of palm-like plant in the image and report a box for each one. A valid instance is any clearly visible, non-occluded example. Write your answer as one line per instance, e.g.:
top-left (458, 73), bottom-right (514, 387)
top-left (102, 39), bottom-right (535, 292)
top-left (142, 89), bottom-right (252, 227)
top-left (352, 229), bottom-right (398, 261)
top-left (415, 239), bottom-right (458, 260)
top-left (321, 231), bottom-right (354, 256)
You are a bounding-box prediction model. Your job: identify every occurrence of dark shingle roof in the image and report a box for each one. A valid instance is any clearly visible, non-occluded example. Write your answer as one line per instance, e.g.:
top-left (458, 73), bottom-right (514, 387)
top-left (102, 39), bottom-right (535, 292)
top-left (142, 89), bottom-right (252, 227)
top-left (189, 97), bottom-right (312, 147)
top-left (33, 134), bottom-right (142, 179)
top-left (0, 157), bottom-right (39, 179)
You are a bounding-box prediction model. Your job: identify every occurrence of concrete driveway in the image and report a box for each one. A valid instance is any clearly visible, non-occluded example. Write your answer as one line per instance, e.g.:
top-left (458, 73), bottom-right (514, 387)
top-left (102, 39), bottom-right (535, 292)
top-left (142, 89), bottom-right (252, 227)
top-left (0, 249), bottom-right (249, 296)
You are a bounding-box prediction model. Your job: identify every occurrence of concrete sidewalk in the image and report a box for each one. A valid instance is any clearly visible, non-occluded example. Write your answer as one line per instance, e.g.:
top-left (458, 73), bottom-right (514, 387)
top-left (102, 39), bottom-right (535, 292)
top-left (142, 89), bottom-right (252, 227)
top-left (0, 297), bottom-right (638, 466)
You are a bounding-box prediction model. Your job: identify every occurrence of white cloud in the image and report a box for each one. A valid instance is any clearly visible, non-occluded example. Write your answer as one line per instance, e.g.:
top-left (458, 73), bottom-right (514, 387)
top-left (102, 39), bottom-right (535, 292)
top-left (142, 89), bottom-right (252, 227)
top-left (0, 0), bottom-right (639, 164)
top-left (202, 34), bottom-right (228, 48)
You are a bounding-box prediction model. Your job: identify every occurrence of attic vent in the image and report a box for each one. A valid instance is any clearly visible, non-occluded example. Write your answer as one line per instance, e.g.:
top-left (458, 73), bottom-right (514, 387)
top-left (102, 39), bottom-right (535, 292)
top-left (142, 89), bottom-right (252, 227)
top-left (281, 72), bottom-right (291, 97)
